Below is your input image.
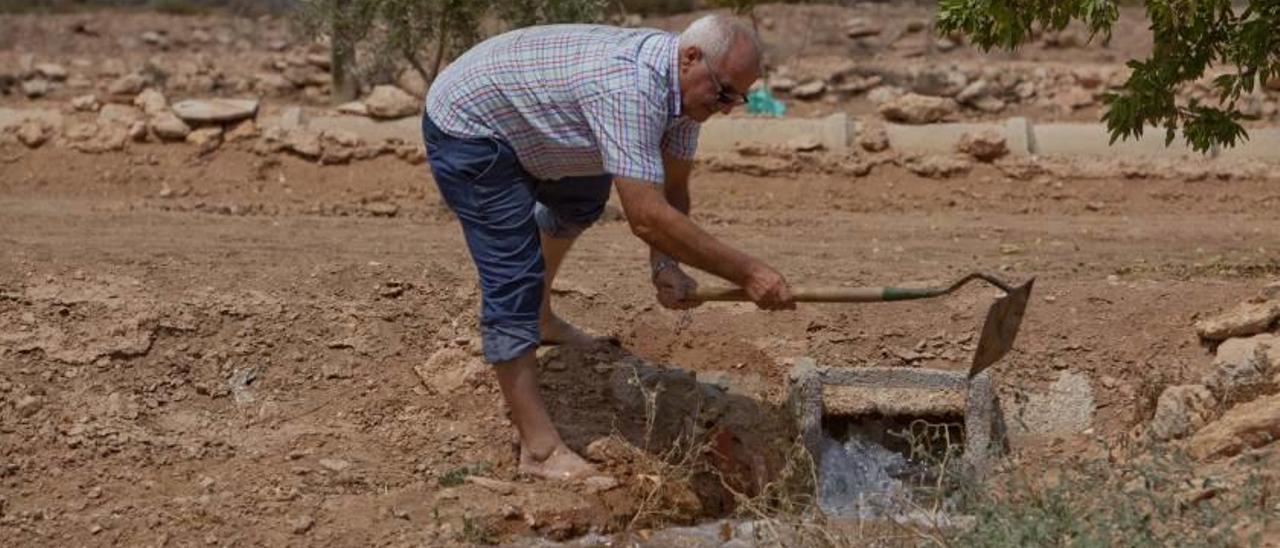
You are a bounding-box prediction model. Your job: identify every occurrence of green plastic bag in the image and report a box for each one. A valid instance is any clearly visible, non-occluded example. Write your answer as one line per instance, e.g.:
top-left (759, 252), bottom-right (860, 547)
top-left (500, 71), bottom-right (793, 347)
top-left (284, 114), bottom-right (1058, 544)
top-left (745, 87), bottom-right (786, 117)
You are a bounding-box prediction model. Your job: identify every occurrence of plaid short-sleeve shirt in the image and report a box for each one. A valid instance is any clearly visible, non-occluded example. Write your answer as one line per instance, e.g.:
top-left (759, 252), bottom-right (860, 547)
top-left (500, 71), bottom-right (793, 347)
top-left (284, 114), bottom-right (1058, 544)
top-left (425, 25), bottom-right (700, 184)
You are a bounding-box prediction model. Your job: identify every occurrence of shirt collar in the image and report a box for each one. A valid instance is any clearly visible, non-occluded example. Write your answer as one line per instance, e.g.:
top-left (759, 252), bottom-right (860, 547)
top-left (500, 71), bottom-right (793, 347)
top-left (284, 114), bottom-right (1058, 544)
top-left (664, 34), bottom-right (682, 118)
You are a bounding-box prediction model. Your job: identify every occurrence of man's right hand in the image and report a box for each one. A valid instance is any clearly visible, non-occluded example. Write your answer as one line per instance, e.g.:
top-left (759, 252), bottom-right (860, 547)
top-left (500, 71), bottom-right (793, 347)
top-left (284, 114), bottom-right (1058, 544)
top-left (743, 263), bottom-right (795, 310)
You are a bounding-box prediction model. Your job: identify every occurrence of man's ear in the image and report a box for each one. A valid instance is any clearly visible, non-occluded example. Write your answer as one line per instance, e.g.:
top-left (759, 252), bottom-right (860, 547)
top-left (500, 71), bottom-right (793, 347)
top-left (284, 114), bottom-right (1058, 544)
top-left (679, 45), bottom-right (700, 69)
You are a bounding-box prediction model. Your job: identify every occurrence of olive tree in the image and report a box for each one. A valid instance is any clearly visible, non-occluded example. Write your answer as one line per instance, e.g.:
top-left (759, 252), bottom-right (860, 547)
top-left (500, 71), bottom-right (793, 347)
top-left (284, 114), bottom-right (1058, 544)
top-left (937, 0), bottom-right (1280, 152)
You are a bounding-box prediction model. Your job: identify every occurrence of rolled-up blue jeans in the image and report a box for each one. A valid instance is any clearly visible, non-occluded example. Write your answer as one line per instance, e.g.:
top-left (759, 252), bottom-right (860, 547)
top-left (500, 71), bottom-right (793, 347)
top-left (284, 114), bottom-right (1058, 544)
top-left (422, 114), bottom-right (612, 363)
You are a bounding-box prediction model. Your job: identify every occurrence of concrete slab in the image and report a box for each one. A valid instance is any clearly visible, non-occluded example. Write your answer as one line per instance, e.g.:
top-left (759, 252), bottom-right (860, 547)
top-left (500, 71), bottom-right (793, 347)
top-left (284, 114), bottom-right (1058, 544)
top-left (867, 118), bottom-right (1032, 156)
top-left (1032, 123), bottom-right (1210, 158)
top-left (698, 113), bottom-right (850, 152)
top-left (788, 359), bottom-right (1001, 474)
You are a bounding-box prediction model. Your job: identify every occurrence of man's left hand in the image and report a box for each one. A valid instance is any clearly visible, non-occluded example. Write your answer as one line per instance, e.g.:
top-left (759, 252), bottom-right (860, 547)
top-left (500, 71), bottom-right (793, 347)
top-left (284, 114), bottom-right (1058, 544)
top-left (653, 264), bottom-right (700, 310)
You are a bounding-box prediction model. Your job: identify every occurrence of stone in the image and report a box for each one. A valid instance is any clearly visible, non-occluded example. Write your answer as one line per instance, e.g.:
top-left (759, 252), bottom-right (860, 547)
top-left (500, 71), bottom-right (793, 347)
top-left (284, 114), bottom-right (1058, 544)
top-left (107, 73), bottom-right (148, 99)
top-left (905, 154), bottom-right (973, 179)
top-left (149, 112), bottom-right (191, 140)
top-left (290, 515), bottom-right (314, 534)
top-left (1261, 281), bottom-right (1280, 300)
top-left (957, 130), bottom-right (1009, 162)
top-left (831, 75), bottom-right (882, 95)
top-left (34, 63), bottom-right (68, 81)
top-left (99, 103), bottom-right (142, 126)
top-left (335, 102), bottom-right (369, 116)
top-left (413, 348), bottom-right (488, 394)
top-left (767, 77), bottom-right (796, 93)
top-left (70, 94), bottom-right (100, 112)
top-left (935, 37), bottom-right (958, 51)
top-left (857, 123), bottom-right (889, 152)
top-left (1148, 384), bottom-right (1217, 441)
top-left (584, 437), bottom-right (635, 463)
top-left (1053, 87), bottom-right (1095, 111)
top-left (285, 130), bottom-right (322, 160)
top-left (866, 85), bottom-right (906, 106)
top-left (1006, 371), bottom-right (1095, 437)
top-left (16, 121), bottom-right (50, 148)
top-left (322, 129), bottom-right (363, 149)
top-left (1202, 334), bottom-right (1276, 400)
top-left (1072, 68), bottom-right (1105, 89)
top-left (363, 202), bottom-right (398, 216)
top-left (186, 127), bottom-right (223, 153)
top-left (912, 69), bottom-right (968, 98)
top-left (64, 122), bottom-right (99, 142)
top-left (319, 458), bottom-right (352, 472)
top-left (465, 476), bottom-right (516, 496)
top-left (132, 89), bottom-right (168, 115)
top-left (364, 85), bottom-right (419, 119)
top-left (1195, 301), bottom-right (1280, 341)
top-left (255, 72), bottom-right (295, 95)
top-left (21, 78), bottom-right (50, 99)
top-left (15, 395), bottom-right (41, 417)
top-left (141, 31), bottom-right (168, 48)
top-left (582, 475), bottom-right (619, 494)
top-left (790, 80), bottom-right (826, 101)
top-left (172, 99), bottom-right (259, 123)
top-left (786, 135), bottom-right (823, 152)
top-left (396, 68), bottom-right (428, 98)
top-left (973, 97), bottom-right (1007, 113)
top-left (1189, 393), bottom-right (1280, 460)
top-left (128, 120), bottom-right (148, 142)
top-left (956, 80), bottom-right (991, 105)
top-left (225, 119), bottom-right (258, 142)
top-left (878, 93), bottom-right (959, 124)
top-left (844, 18), bottom-right (881, 39)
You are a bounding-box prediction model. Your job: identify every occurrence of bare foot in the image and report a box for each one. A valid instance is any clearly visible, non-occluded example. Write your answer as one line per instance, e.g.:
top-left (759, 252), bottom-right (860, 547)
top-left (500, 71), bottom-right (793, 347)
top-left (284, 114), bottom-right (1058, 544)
top-left (519, 443), bottom-right (596, 481)
top-left (539, 314), bottom-right (600, 347)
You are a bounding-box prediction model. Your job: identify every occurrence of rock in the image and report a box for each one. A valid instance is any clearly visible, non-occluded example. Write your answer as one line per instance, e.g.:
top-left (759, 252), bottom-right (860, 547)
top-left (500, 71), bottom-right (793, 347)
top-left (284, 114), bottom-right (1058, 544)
top-left (831, 74), bottom-right (882, 95)
top-left (1007, 371), bottom-right (1096, 437)
top-left (1202, 334), bottom-right (1276, 400)
top-left (905, 19), bottom-right (927, 33)
top-left (957, 130), bottom-right (1009, 162)
top-left (225, 119), bottom-right (258, 142)
top-left (465, 476), bottom-right (517, 496)
top-left (284, 130), bottom-right (322, 160)
top-left (70, 94), bottom-right (100, 112)
top-left (107, 73), bottom-right (148, 99)
top-left (305, 53), bottom-right (331, 70)
top-left (857, 123), bottom-right (889, 152)
top-left (21, 78), bottom-right (50, 99)
top-left (584, 437), bottom-right (635, 463)
top-left (1261, 280), bottom-right (1280, 300)
top-left (767, 77), bottom-right (796, 93)
top-left (141, 31), bottom-right (168, 48)
top-left (905, 154), bottom-right (973, 178)
top-left (1195, 301), bottom-right (1280, 341)
top-left (290, 515), bottom-right (314, 534)
top-left (64, 122), bottom-right (99, 142)
top-left (322, 129), bottom-right (363, 149)
top-left (973, 97), bottom-right (1007, 113)
top-left (956, 80), bottom-right (991, 105)
top-left (582, 475), bottom-right (620, 494)
top-left (413, 347), bottom-right (488, 394)
top-left (98, 104), bottom-right (143, 126)
top-left (1148, 384), bottom-right (1217, 441)
top-left (1189, 393), bottom-right (1280, 460)
top-left (34, 63), bottom-right (68, 81)
top-left (866, 85), bottom-right (906, 106)
top-left (149, 112), bottom-right (191, 140)
top-left (132, 89), bottom-right (168, 115)
top-left (336, 101), bottom-right (369, 116)
top-left (912, 69), bottom-right (968, 97)
top-left (254, 72), bottom-right (295, 95)
top-left (1072, 68), bottom-right (1104, 89)
top-left (172, 99), bottom-right (259, 123)
top-left (396, 69), bottom-right (428, 98)
top-left (844, 18), bottom-right (881, 39)
top-left (15, 395), bottom-right (41, 417)
top-left (364, 85), bottom-right (419, 119)
top-left (319, 458), bottom-right (352, 472)
top-left (786, 135), bottom-right (823, 152)
top-left (878, 93), bottom-right (959, 124)
top-left (16, 120), bottom-right (50, 148)
top-left (128, 120), bottom-right (148, 142)
top-left (186, 127), bottom-right (223, 153)
top-left (363, 202), bottom-right (399, 216)
top-left (1053, 88), bottom-right (1095, 111)
top-left (790, 80), bottom-right (826, 101)
top-left (935, 37), bottom-right (958, 51)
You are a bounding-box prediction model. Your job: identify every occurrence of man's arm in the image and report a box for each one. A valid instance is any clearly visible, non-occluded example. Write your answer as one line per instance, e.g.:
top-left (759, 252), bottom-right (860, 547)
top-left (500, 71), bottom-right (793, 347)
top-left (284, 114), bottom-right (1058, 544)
top-left (615, 175), bottom-right (792, 309)
top-left (649, 153), bottom-right (693, 269)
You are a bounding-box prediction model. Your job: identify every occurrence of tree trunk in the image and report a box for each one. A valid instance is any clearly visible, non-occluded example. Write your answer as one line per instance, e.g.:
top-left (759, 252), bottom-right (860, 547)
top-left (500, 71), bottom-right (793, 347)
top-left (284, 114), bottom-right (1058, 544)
top-left (329, 0), bottom-right (358, 103)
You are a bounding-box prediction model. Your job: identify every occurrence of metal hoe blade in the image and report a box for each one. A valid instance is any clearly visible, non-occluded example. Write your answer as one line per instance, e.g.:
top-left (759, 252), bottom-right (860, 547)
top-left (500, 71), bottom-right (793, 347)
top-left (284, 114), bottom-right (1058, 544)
top-left (969, 278), bottom-right (1035, 379)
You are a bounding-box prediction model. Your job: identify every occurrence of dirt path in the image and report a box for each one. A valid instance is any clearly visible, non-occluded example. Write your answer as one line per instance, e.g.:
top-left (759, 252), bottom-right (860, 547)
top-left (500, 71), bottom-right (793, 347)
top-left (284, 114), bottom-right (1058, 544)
top-left (2, 142), bottom-right (1277, 544)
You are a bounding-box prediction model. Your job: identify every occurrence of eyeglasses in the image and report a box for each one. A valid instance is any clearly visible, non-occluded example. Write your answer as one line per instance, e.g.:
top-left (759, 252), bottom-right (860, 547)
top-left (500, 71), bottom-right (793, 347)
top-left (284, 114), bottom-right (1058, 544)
top-left (701, 56), bottom-right (746, 106)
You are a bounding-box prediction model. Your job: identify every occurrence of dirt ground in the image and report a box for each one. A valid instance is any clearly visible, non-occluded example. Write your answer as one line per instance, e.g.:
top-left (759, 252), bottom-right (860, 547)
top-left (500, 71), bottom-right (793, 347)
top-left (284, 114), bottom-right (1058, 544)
top-left (3, 4), bottom-right (1280, 547)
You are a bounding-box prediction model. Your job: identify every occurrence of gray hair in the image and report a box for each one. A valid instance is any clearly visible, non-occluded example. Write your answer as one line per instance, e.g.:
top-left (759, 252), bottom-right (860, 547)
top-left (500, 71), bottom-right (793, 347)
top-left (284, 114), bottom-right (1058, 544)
top-left (678, 14), bottom-right (761, 65)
